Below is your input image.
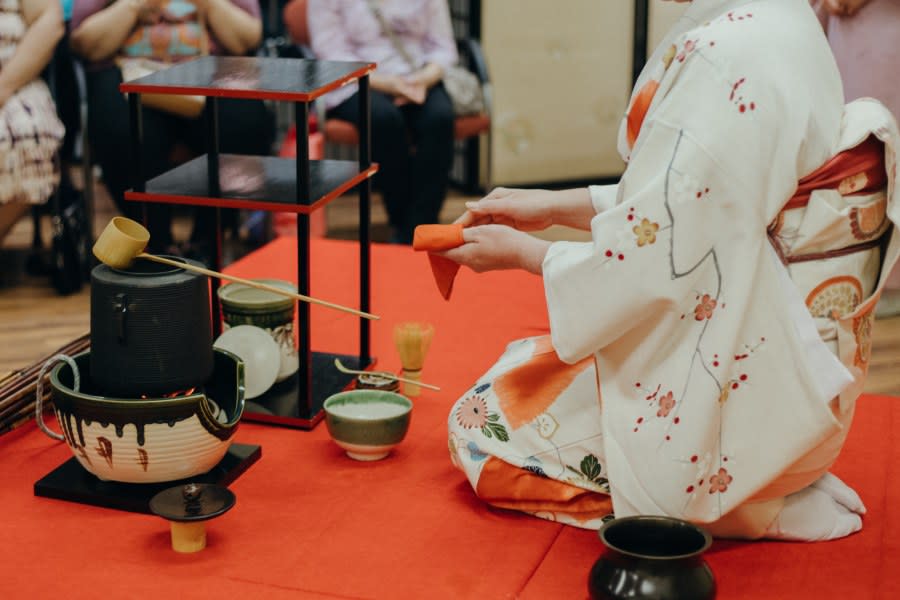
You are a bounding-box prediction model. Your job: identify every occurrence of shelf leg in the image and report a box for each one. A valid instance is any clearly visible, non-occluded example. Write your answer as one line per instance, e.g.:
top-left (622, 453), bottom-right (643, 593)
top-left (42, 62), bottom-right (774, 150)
top-left (206, 96), bottom-right (222, 337)
top-left (128, 93), bottom-right (147, 227)
top-left (295, 101), bottom-right (313, 418)
top-left (633, 0), bottom-right (650, 86)
top-left (358, 74), bottom-right (372, 366)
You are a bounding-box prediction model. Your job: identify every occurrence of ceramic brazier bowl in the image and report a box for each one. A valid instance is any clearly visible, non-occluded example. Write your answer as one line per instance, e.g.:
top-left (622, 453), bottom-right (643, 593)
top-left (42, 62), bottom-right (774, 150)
top-left (49, 350), bottom-right (245, 484)
top-left (323, 390), bottom-right (412, 461)
top-left (588, 515), bottom-right (716, 600)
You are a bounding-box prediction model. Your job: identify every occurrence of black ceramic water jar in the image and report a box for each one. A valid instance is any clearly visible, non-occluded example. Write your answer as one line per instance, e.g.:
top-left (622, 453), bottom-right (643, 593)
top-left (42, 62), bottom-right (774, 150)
top-left (90, 257), bottom-right (213, 397)
top-left (588, 516), bottom-right (716, 600)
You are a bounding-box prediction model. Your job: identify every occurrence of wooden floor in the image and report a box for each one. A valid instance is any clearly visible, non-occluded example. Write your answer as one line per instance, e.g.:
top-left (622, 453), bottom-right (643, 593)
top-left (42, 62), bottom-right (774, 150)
top-left (2, 173), bottom-right (899, 396)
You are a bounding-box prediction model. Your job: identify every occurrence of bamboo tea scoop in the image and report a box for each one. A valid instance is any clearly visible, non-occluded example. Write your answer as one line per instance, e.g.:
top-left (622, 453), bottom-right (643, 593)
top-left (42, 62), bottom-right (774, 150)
top-left (93, 217), bottom-right (379, 321)
top-left (333, 358), bottom-right (441, 392)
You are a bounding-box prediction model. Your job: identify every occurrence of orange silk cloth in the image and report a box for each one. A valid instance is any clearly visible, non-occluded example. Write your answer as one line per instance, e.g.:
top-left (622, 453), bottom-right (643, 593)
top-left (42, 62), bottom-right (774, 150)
top-left (413, 223), bottom-right (465, 300)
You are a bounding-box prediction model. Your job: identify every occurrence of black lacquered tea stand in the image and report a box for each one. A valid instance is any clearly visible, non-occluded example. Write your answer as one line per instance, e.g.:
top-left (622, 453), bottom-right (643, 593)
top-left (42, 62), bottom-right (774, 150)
top-left (121, 56), bottom-right (378, 429)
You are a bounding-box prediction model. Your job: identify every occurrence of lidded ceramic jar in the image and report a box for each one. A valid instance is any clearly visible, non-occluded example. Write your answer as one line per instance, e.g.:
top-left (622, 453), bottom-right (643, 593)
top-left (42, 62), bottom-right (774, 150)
top-left (218, 279), bottom-right (299, 382)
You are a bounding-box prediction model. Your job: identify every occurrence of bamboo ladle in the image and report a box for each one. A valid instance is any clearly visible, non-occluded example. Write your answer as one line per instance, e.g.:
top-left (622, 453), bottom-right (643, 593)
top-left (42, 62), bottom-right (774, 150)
top-left (93, 217), bottom-right (379, 321)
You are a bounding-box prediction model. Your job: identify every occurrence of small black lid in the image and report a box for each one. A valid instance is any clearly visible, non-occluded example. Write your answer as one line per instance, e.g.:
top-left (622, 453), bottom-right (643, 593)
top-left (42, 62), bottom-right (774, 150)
top-left (149, 483), bottom-right (236, 522)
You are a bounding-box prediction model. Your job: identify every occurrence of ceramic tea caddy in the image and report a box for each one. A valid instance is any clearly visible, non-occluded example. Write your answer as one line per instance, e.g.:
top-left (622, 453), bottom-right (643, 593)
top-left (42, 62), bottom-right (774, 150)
top-left (217, 279), bottom-right (299, 382)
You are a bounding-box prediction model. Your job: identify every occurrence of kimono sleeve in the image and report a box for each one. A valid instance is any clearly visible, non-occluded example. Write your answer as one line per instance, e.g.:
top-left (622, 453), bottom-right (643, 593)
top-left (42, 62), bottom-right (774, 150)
top-left (542, 49), bottom-right (797, 364)
top-left (589, 184), bottom-right (619, 214)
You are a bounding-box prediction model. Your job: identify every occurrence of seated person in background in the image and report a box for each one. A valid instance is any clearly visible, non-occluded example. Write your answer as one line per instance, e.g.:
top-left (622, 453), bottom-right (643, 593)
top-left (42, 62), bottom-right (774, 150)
top-left (0, 0), bottom-right (65, 247)
top-left (811, 0), bottom-right (900, 317)
top-left (305, 0), bottom-right (457, 244)
top-left (69, 0), bottom-right (275, 260)
top-left (440, 0), bottom-right (899, 542)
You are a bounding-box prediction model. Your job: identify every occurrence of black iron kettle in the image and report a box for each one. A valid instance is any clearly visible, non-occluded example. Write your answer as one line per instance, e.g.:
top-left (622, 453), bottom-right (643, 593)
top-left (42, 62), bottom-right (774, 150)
top-left (90, 257), bottom-right (213, 397)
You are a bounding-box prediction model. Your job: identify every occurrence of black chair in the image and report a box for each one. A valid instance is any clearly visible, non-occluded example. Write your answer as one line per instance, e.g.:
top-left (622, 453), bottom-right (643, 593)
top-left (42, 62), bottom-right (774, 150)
top-left (28, 31), bottom-right (92, 294)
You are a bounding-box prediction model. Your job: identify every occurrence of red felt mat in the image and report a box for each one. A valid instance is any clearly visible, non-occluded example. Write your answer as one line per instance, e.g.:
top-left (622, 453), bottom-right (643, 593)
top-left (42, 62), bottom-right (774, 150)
top-left (1, 237), bottom-right (898, 599)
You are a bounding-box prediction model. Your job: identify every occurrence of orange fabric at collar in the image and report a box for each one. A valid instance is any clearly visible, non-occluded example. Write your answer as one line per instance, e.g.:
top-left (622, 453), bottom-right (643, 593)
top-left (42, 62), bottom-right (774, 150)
top-left (413, 223), bottom-right (465, 300)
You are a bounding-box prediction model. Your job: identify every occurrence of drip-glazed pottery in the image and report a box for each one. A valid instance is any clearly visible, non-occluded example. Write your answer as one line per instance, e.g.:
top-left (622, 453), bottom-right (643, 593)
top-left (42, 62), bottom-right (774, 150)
top-left (49, 350), bottom-right (244, 484)
top-left (323, 390), bottom-right (412, 461)
top-left (588, 516), bottom-right (716, 600)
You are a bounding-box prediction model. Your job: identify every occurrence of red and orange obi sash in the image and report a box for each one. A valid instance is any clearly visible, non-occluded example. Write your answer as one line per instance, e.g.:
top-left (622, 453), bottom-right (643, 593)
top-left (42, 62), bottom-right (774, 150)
top-left (785, 136), bottom-right (886, 211)
top-left (770, 136), bottom-right (887, 265)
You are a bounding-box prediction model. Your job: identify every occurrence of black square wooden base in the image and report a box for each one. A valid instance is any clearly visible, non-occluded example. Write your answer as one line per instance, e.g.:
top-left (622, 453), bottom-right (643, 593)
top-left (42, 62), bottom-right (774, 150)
top-left (33, 443), bottom-right (261, 514)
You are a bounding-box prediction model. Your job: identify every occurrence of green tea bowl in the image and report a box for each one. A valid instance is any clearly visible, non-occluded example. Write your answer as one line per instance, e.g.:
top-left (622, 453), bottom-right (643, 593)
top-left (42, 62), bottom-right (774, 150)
top-left (323, 390), bottom-right (412, 461)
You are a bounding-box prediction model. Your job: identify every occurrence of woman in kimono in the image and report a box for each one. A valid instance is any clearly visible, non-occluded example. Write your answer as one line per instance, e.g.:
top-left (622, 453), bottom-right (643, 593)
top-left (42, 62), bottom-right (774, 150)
top-left (440, 0), bottom-right (900, 541)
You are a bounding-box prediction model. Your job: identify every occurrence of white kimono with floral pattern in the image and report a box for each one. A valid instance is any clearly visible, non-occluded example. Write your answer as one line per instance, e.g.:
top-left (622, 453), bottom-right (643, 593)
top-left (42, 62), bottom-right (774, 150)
top-left (448, 0), bottom-right (900, 537)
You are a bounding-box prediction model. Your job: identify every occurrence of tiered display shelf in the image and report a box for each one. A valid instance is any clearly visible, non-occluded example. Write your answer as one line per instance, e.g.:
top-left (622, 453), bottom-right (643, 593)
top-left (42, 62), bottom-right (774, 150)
top-left (121, 56), bottom-right (377, 429)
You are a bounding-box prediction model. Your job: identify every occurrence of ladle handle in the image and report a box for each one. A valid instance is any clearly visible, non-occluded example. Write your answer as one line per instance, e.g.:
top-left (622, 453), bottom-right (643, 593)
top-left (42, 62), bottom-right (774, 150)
top-left (138, 253), bottom-right (380, 321)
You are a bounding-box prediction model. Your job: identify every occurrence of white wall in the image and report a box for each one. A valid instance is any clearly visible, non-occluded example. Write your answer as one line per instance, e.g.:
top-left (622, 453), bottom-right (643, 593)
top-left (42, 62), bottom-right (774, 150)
top-left (480, 1), bottom-right (689, 186)
top-left (482, 0), bottom-right (634, 184)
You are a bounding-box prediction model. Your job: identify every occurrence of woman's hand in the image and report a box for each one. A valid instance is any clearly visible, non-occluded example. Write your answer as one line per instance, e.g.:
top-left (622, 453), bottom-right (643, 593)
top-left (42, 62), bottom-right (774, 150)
top-left (437, 224), bottom-right (551, 275)
top-left (371, 73), bottom-right (426, 105)
top-left (823, 0), bottom-right (870, 16)
top-left (457, 188), bottom-right (560, 231)
top-left (458, 187), bottom-right (598, 232)
top-left (393, 77), bottom-right (427, 106)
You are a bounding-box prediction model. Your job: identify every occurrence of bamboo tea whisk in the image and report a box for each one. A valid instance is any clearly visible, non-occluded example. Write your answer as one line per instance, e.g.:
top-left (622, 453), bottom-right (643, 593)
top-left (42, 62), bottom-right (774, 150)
top-left (392, 322), bottom-right (435, 397)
